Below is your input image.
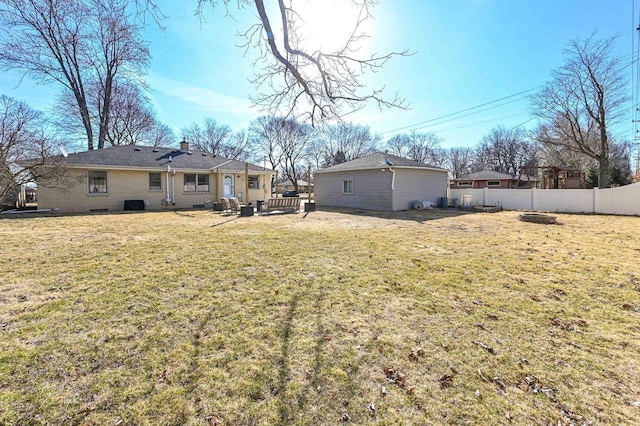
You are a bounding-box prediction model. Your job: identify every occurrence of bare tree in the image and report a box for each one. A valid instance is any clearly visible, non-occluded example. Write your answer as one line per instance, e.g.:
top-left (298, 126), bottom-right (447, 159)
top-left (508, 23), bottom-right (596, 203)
top-left (0, 0), bottom-right (150, 150)
top-left (318, 122), bottom-right (379, 166)
top-left (249, 115), bottom-right (285, 171)
top-left (182, 118), bottom-right (248, 159)
top-left (0, 95), bottom-right (70, 206)
top-left (386, 130), bottom-right (444, 165)
top-left (182, 118), bottom-right (232, 154)
top-left (146, 122), bottom-right (176, 147)
top-left (530, 34), bottom-right (627, 188)
top-left (248, 115), bottom-right (311, 190)
top-left (279, 118), bottom-right (313, 190)
top-left (54, 80), bottom-right (172, 147)
top-left (445, 146), bottom-right (473, 178)
top-left (221, 130), bottom-right (251, 161)
top-left (103, 82), bottom-right (155, 146)
top-left (305, 136), bottom-right (325, 170)
top-left (189, 0), bottom-right (409, 124)
top-left (474, 125), bottom-right (536, 174)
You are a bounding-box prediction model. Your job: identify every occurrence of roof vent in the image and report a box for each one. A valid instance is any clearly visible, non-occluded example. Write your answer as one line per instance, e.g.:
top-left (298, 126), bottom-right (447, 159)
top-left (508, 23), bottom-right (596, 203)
top-left (152, 149), bottom-right (159, 153)
top-left (134, 147), bottom-right (141, 151)
top-left (202, 153), bottom-right (207, 156)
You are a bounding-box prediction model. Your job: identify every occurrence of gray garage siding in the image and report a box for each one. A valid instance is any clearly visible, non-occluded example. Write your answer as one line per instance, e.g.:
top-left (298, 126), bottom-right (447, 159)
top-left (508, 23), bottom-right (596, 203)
top-left (315, 170), bottom-right (393, 210)
top-left (392, 168), bottom-right (449, 211)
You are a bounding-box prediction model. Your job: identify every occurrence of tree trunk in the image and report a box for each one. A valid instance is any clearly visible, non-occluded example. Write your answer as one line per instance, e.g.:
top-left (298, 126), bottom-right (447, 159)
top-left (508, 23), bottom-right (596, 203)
top-left (98, 73), bottom-right (114, 150)
top-left (598, 156), bottom-right (609, 188)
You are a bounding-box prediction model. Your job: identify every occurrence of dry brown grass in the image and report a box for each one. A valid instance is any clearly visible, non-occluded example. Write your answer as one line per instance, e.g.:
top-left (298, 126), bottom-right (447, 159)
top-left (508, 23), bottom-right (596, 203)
top-left (1, 208), bottom-right (639, 425)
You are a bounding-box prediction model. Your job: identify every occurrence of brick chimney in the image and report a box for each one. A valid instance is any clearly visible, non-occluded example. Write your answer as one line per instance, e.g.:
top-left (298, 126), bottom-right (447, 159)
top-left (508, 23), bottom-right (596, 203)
top-left (180, 138), bottom-right (189, 152)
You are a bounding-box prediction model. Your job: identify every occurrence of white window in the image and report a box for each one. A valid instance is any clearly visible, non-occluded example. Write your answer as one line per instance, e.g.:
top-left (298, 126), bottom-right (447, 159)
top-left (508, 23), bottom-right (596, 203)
top-left (248, 175), bottom-right (259, 189)
top-left (184, 173), bottom-right (210, 192)
top-left (457, 181), bottom-right (472, 187)
top-left (197, 174), bottom-right (209, 192)
top-left (88, 171), bottom-right (107, 193)
top-left (149, 172), bottom-right (162, 191)
top-left (487, 181), bottom-right (501, 187)
top-left (342, 179), bottom-right (353, 194)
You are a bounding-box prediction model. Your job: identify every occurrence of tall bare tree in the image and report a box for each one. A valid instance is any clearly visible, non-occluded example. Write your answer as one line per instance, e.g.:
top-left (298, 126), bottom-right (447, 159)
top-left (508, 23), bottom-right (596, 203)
top-left (146, 122), bottom-right (176, 147)
top-left (182, 118), bottom-right (249, 159)
top-left (54, 80), bottom-right (171, 147)
top-left (278, 118), bottom-right (313, 190)
top-left (189, 0), bottom-right (410, 123)
top-left (182, 118), bottom-right (232, 154)
top-left (530, 34), bottom-right (627, 188)
top-left (387, 130), bottom-right (445, 165)
top-left (318, 122), bottom-right (379, 166)
top-left (249, 115), bottom-right (312, 190)
top-left (0, 0), bottom-right (150, 150)
top-left (103, 82), bottom-right (154, 146)
top-left (0, 95), bottom-right (70, 206)
top-left (249, 115), bottom-right (285, 171)
top-left (474, 125), bottom-right (536, 174)
top-left (445, 146), bottom-right (473, 178)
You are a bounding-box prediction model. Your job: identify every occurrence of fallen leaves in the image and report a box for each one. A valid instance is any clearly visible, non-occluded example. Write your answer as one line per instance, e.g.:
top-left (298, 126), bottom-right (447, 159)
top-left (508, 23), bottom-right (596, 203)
top-left (549, 318), bottom-right (587, 332)
top-left (206, 415), bottom-right (223, 425)
top-left (408, 347), bottom-right (424, 361)
top-left (438, 374), bottom-right (455, 388)
top-left (472, 340), bottom-right (496, 355)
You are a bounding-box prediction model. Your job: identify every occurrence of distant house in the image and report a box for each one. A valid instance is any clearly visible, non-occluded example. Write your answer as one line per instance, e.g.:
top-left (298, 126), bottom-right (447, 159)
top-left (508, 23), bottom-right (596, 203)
top-left (277, 179), bottom-right (313, 193)
top-left (451, 170), bottom-right (538, 189)
top-left (314, 152), bottom-right (448, 211)
top-left (36, 141), bottom-right (273, 213)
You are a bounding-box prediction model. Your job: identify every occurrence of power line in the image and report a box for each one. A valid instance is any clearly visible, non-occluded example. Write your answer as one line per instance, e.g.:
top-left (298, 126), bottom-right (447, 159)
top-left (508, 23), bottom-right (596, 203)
top-left (413, 112), bottom-right (529, 134)
top-left (378, 86), bottom-right (540, 136)
top-left (376, 47), bottom-right (639, 143)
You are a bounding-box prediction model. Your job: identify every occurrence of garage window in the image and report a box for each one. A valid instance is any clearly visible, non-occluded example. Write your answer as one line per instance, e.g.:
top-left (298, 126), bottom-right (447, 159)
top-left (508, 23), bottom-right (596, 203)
top-left (342, 179), bottom-right (353, 194)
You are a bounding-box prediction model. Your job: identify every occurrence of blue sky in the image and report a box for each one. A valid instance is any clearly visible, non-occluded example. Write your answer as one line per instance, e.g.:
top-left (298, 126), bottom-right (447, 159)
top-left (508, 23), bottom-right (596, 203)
top-left (0, 0), bottom-right (635, 150)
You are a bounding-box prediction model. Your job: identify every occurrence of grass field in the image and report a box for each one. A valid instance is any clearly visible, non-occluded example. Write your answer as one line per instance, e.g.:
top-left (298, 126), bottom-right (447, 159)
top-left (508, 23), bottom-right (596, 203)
top-left (1, 208), bottom-right (639, 425)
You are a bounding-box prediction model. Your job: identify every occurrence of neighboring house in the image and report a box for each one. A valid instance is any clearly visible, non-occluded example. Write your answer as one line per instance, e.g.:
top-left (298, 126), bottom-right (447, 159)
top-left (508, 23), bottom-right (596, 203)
top-left (277, 179), bottom-right (313, 193)
top-left (36, 141), bottom-right (274, 213)
top-left (451, 170), bottom-right (538, 189)
top-left (314, 151), bottom-right (448, 211)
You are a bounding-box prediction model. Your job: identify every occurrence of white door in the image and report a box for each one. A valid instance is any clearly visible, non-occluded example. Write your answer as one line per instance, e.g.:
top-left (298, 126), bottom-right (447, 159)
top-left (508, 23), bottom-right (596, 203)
top-left (223, 175), bottom-right (235, 198)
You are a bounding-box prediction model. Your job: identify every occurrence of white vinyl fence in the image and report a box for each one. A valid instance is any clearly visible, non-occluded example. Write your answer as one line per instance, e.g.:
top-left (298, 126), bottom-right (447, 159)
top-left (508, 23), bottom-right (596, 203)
top-left (449, 182), bottom-right (640, 216)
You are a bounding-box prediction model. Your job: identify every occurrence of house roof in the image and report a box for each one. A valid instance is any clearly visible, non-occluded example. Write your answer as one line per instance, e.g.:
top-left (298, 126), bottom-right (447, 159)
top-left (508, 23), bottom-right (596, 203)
top-left (453, 170), bottom-right (515, 181)
top-left (314, 152), bottom-right (447, 174)
top-left (59, 145), bottom-right (271, 172)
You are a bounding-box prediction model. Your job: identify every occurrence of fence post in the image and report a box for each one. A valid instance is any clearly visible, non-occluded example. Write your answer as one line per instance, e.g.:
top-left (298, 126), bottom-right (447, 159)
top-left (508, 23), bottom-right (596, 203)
top-left (483, 187), bottom-right (488, 206)
top-left (531, 187), bottom-right (537, 211)
top-left (593, 187), bottom-right (598, 214)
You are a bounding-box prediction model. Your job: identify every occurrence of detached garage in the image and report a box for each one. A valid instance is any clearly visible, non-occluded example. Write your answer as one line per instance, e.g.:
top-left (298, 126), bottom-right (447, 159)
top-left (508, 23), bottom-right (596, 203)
top-left (314, 152), bottom-right (449, 211)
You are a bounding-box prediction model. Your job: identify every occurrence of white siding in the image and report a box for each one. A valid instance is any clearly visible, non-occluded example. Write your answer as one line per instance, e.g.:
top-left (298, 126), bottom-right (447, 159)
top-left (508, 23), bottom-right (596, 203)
top-left (392, 169), bottom-right (448, 211)
top-left (315, 168), bottom-right (448, 211)
top-left (315, 170), bottom-right (393, 210)
top-left (450, 182), bottom-right (640, 216)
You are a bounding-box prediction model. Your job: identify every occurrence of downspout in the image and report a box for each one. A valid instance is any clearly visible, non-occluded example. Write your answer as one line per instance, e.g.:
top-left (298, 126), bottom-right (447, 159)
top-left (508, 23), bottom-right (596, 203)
top-left (390, 168), bottom-right (396, 190)
top-left (171, 169), bottom-right (175, 205)
top-left (166, 164), bottom-right (171, 204)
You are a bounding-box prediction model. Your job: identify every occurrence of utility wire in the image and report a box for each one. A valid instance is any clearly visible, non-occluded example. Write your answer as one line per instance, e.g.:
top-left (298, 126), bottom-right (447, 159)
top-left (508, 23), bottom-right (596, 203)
top-left (378, 86), bottom-right (541, 136)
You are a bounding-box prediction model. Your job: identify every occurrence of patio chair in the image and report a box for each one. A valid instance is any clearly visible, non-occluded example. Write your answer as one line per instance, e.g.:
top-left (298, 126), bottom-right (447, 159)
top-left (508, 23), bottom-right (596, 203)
top-left (220, 197), bottom-right (232, 214)
top-left (228, 197), bottom-right (242, 214)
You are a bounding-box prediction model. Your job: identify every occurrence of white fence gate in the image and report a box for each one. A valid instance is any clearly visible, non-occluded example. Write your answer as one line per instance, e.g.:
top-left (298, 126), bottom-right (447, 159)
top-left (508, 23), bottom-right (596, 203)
top-left (449, 182), bottom-right (640, 216)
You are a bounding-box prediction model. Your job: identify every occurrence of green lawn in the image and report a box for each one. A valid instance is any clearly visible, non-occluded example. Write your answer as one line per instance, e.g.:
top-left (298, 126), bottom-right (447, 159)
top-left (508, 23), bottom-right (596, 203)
top-left (1, 209), bottom-right (639, 425)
